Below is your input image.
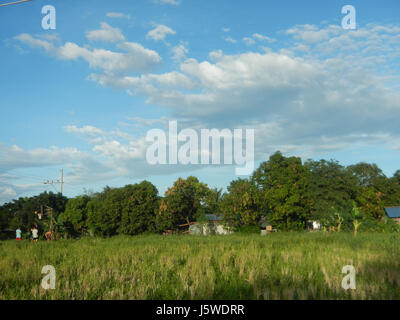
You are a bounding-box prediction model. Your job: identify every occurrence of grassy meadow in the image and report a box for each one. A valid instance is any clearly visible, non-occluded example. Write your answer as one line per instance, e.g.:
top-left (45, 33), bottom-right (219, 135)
top-left (0, 232), bottom-right (399, 300)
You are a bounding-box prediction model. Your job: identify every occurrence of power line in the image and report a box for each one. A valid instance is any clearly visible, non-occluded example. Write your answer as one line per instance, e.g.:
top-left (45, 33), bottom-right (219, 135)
top-left (44, 169), bottom-right (64, 195)
top-left (0, 0), bottom-right (32, 7)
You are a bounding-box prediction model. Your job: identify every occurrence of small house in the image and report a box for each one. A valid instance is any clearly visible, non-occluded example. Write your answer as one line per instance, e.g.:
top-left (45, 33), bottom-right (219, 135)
top-left (189, 214), bottom-right (233, 235)
top-left (260, 219), bottom-right (272, 235)
top-left (384, 207), bottom-right (400, 224)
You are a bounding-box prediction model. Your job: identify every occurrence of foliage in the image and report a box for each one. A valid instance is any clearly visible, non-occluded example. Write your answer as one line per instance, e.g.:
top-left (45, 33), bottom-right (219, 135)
top-left (119, 181), bottom-right (159, 235)
top-left (156, 177), bottom-right (211, 232)
top-left (220, 179), bottom-right (262, 228)
top-left (59, 195), bottom-right (92, 237)
top-left (1, 151), bottom-right (400, 236)
top-left (252, 151), bottom-right (312, 230)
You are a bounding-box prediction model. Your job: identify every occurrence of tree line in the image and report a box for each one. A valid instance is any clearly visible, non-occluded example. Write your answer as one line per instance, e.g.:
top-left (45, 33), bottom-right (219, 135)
top-left (1, 151), bottom-right (399, 238)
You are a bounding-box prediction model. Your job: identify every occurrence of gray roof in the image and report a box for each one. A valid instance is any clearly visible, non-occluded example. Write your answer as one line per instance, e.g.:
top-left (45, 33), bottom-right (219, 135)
top-left (205, 214), bottom-right (222, 221)
top-left (384, 207), bottom-right (400, 218)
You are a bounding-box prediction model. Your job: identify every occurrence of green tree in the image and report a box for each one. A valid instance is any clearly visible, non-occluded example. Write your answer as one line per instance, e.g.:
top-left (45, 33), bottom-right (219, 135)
top-left (252, 151), bottom-right (312, 230)
top-left (119, 181), bottom-right (159, 235)
top-left (59, 195), bottom-right (91, 237)
top-left (156, 177), bottom-right (210, 232)
top-left (87, 186), bottom-right (126, 236)
top-left (220, 178), bottom-right (262, 228)
top-left (305, 159), bottom-right (357, 228)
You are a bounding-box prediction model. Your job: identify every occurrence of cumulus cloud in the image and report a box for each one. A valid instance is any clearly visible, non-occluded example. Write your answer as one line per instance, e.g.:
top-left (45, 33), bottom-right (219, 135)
top-left (224, 37), bottom-right (237, 44)
top-left (106, 12), bottom-right (131, 19)
top-left (86, 22), bottom-right (125, 43)
top-left (88, 23), bottom-right (400, 158)
top-left (146, 24), bottom-right (176, 41)
top-left (0, 144), bottom-right (89, 170)
top-left (15, 34), bottom-right (162, 74)
top-left (252, 33), bottom-right (275, 43)
top-left (172, 43), bottom-right (188, 61)
top-left (243, 37), bottom-right (255, 46)
top-left (152, 0), bottom-right (180, 5)
top-left (8, 22), bottom-right (400, 203)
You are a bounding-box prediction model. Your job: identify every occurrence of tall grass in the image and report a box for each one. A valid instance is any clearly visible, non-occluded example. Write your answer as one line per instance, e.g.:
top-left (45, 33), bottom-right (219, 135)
top-left (0, 232), bottom-right (399, 299)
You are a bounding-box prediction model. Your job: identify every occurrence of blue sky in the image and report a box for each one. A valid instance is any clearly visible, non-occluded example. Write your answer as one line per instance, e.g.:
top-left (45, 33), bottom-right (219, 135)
top-left (0, 0), bottom-right (400, 203)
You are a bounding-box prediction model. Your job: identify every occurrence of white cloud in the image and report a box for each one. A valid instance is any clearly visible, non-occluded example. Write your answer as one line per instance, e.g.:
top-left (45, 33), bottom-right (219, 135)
top-left (252, 33), bottom-right (275, 43)
top-left (224, 37), bottom-right (237, 44)
top-left (243, 37), bottom-right (255, 46)
top-left (0, 144), bottom-right (89, 170)
top-left (86, 22), bottom-right (125, 43)
top-left (14, 33), bottom-right (55, 52)
top-left (152, 0), bottom-right (179, 5)
top-left (0, 187), bottom-right (17, 198)
top-left (15, 34), bottom-right (162, 74)
top-left (11, 22), bottom-right (400, 196)
top-left (172, 43), bottom-right (188, 61)
top-left (286, 24), bottom-right (342, 43)
top-left (209, 49), bottom-right (223, 61)
top-left (88, 23), bottom-right (400, 158)
top-left (146, 24), bottom-right (176, 41)
top-left (106, 12), bottom-right (131, 19)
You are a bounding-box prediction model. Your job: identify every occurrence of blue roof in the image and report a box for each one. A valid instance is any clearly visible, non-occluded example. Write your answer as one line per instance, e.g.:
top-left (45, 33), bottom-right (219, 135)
top-left (384, 207), bottom-right (400, 218)
top-left (205, 214), bottom-right (222, 221)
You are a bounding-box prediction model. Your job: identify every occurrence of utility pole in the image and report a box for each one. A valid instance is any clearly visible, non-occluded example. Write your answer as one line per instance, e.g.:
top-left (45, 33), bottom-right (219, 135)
top-left (44, 168), bottom-right (64, 195)
top-left (60, 168), bottom-right (63, 195)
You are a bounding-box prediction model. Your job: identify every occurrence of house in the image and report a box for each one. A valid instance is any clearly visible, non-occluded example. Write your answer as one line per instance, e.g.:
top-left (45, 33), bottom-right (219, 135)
top-left (260, 218), bottom-right (273, 235)
top-left (384, 207), bottom-right (400, 225)
top-left (189, 214), bottom-right (233, 235)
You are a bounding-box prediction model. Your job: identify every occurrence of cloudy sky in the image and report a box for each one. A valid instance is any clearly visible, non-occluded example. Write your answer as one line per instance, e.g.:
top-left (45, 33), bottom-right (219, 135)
top-left (1, 0), bottom-right (400, 204)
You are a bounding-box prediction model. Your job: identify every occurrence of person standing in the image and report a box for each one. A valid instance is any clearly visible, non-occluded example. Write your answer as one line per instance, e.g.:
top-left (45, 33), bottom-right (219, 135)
top-left (16, 227), bottom-right (22, 241)
top-left (31, 226), bottom-right (39, 242)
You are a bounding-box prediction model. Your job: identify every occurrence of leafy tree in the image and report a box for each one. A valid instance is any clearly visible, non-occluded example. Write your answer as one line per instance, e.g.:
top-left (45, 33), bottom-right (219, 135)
top-left (356, 187), bottom-right (386, 220)
top-left (87, 186), bottom-right (126, 236)
top-left (348, 163), bottom-right (400, 219)
top-left (252, 151), bottom-right (312, 230)
top-left (220, 179), bottom-right (262, 228)
top-left (119, 181), bottom-right (159, 235)
top-left (347, 162), bottom-right (386, 187)
top-left (305, 159), bottom-right (357, 227)
top-left (156, 177), bottom-right (210, 232)
top-left (59, 195), bottom-right (91, 237)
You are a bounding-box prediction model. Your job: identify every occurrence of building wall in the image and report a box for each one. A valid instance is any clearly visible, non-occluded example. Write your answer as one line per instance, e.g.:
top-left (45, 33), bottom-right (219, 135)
top-left (190, 222), bottom-right (233, 235)
top-left (393, 218), bottom-right (400, 225)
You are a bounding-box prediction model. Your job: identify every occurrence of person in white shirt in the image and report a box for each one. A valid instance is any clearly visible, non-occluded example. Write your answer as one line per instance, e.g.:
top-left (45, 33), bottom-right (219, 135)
top-left (31, 227), bottom-right (39, 242)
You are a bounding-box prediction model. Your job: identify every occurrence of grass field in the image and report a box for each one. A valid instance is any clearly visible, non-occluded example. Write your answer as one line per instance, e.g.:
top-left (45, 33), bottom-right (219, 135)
top-left (0, 232), bottom-right (399, 300)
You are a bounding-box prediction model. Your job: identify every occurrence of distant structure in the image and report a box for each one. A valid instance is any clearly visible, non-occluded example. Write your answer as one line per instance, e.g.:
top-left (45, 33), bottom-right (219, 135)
top-left (189, 214), bottom-right (233, 235)
top-left (384, 207), bottom-right (400, 225)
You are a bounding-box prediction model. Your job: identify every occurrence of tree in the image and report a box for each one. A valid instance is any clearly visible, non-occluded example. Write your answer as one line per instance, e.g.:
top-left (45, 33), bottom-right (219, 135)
top-left (347, 162), bottom-right (385, 187)
top-left (87, 186), bottom-right (126, 236)
top-left (156, 177), bottom-right (210, 232)
top-left (348, 163), bottom-right (400, 220)
top-left (252, 151), bottom-right (312, 230)
top-left (119, 181), bottom-right (159, 235)
top-left (220, 179), bottom-right (262, 228)
top-left (59, 195), bottom-right (91, 237)
top-left (305, 159), bottom-right (357, 228)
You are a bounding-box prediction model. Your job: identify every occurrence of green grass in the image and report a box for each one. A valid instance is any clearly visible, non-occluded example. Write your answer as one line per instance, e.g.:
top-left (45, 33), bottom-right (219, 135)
top-left (0, 232), bottom-right (399, 300)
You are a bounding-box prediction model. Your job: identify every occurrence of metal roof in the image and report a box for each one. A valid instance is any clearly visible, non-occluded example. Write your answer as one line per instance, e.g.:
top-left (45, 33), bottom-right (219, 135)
top-left (205, 214), bottom-right (222, 221)
top-left (384, 207), bottom-right (400, 218)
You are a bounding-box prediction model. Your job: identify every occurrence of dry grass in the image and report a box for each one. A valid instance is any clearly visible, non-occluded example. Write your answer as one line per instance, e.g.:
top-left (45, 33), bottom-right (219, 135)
top-left (0, 232), bottom-right (399, 300)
